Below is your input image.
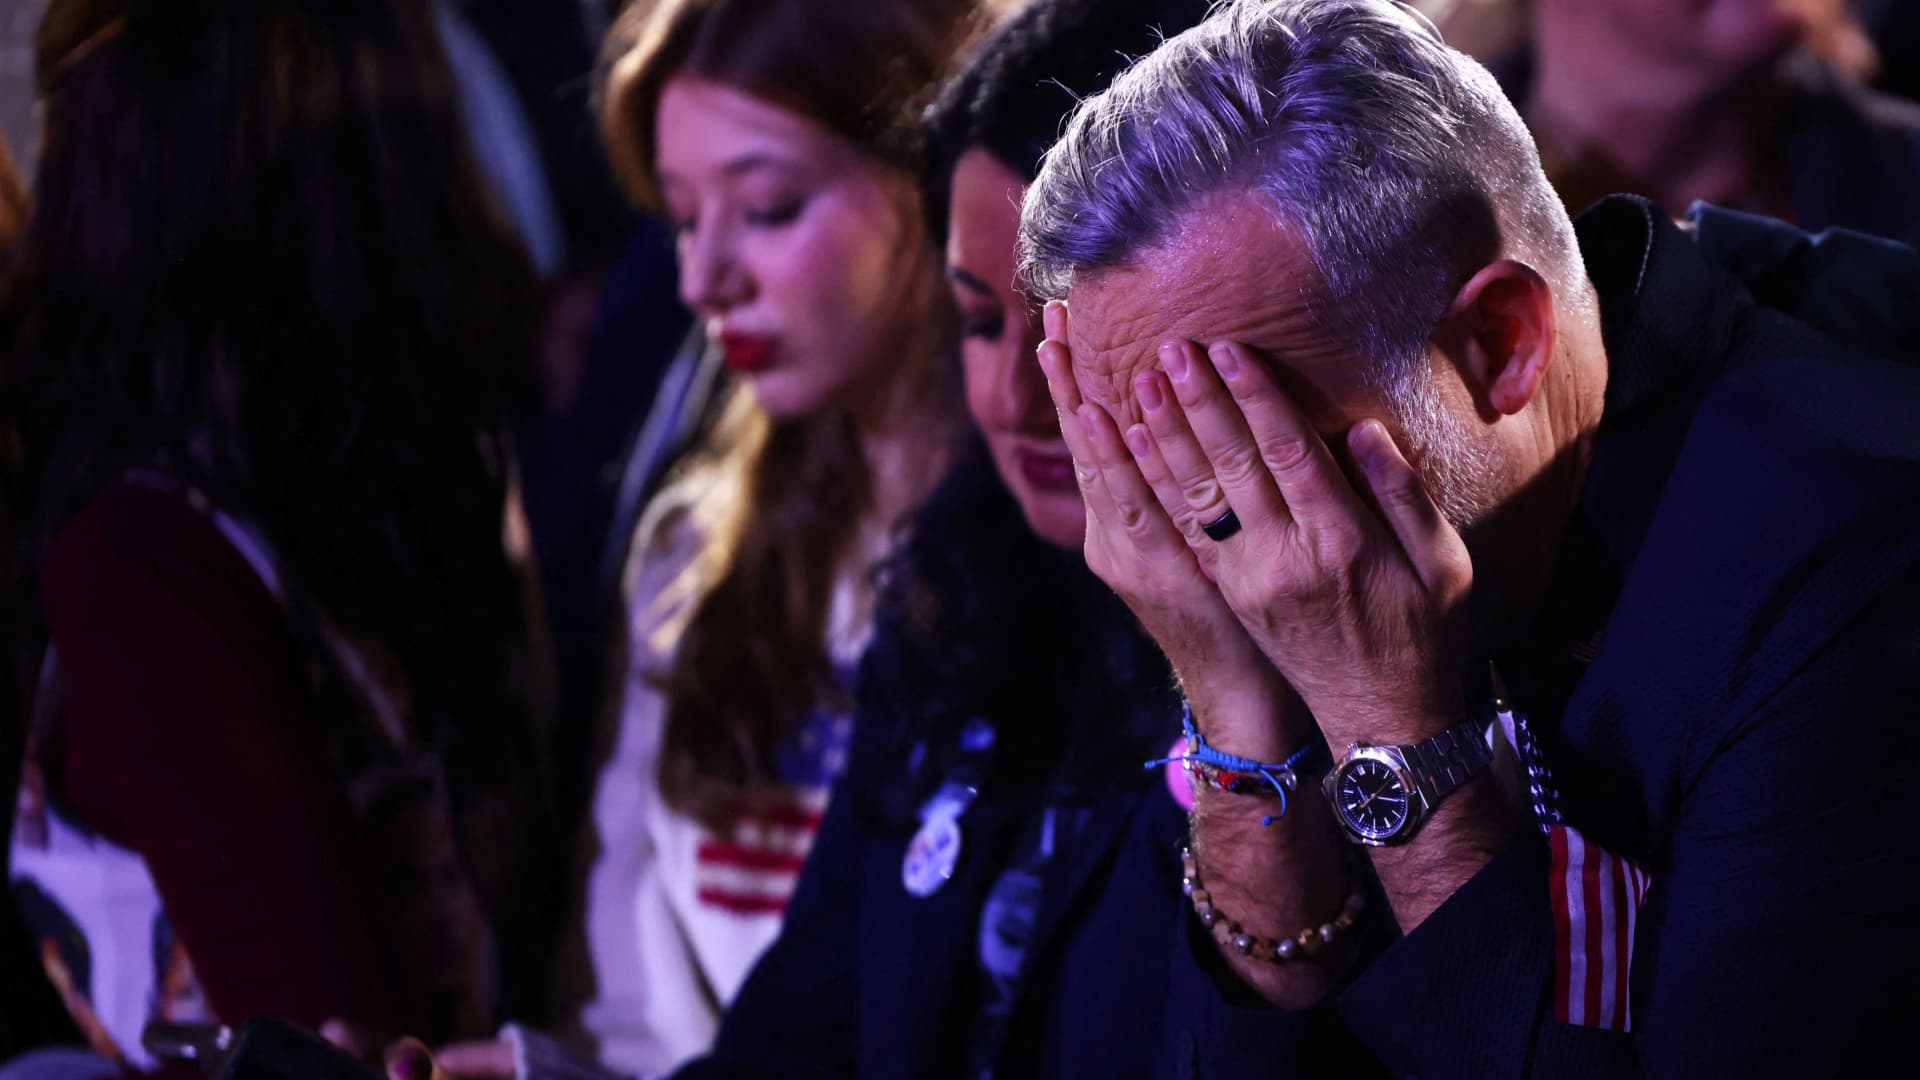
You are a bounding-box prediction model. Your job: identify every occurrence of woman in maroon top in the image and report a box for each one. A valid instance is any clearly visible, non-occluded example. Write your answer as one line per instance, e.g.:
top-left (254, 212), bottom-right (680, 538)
top-left (0, 0), bottom-right (556, 1063)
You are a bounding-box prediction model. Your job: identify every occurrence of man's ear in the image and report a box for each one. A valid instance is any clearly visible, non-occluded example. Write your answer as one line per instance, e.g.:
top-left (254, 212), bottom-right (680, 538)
top-left (1433, 259), bottom-right (1557, 418)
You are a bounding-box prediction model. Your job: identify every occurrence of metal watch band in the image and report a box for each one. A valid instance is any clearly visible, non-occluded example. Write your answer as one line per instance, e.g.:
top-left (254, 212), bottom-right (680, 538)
top-left (1406, 719), bottom-right (1493, 807)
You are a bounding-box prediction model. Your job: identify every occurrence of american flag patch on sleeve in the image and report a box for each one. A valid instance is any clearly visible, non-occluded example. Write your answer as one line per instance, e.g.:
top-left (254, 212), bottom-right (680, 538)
top-left (1502, 681), bottom-right (1654, 1034)
top-left (1548, 823), bottom-right (1652, 1032)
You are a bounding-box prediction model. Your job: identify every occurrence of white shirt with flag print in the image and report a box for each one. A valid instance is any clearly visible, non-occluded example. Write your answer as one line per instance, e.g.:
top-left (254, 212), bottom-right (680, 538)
top-left (551, 519), bottom-right (873, 1080)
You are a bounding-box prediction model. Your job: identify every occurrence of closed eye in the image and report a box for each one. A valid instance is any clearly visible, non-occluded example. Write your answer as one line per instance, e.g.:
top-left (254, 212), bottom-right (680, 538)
top-left (745, 198), bottom-right (805, 228)
top-left (962, 314), bottom-right (1005, 342)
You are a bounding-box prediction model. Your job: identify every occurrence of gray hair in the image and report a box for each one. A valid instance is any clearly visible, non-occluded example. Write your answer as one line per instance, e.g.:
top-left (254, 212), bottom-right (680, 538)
top-left (1017, 0), bottom-right (1583, 386)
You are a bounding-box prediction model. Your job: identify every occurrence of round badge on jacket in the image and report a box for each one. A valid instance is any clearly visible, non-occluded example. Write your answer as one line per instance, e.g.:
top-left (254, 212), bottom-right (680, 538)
top-left (902, 811), bottom-right (964, 898)
top-left (902, 781), bottom-right (976, 899)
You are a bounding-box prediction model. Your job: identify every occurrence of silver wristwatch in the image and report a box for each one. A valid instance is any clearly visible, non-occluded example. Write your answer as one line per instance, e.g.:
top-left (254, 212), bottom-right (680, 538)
top-left (1323, 718), bottom-right (1493, 846)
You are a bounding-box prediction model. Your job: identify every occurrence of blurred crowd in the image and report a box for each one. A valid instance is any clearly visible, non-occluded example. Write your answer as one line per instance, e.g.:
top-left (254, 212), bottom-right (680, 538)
top-left (0, 1), bottom-right (1916, 1078)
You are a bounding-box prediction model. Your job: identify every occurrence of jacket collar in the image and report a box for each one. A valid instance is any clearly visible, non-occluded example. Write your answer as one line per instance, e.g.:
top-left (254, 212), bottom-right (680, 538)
top-left (1573, 195), bottom-right (1741, 576)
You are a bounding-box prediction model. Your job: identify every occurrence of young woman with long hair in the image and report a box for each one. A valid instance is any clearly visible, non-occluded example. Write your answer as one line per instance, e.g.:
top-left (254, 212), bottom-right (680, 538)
top-left (508, 2), bottom-right (983, 1076)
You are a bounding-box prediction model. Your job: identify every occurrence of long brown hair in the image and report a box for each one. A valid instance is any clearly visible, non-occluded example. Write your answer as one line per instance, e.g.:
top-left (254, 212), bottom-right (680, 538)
top-left (600, 0), bottom-right (981, 829)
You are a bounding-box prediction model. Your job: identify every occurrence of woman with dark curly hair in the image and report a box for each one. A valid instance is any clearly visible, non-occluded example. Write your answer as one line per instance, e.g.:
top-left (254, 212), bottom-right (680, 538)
top-left (0, 0), bottom-right (556, 1061)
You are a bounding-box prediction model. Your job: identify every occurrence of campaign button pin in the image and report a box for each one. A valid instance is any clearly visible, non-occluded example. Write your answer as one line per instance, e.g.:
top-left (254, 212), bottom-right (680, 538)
top-left (902, 813), bottom-right (963, 898)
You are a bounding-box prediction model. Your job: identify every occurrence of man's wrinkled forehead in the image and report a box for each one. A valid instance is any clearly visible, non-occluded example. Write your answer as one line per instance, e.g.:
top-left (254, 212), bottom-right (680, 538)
top-left (1061, 195), bottom-right (1338, 427)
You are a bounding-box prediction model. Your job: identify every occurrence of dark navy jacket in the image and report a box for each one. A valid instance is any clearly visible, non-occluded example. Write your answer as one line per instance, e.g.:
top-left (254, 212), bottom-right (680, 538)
top-left (683, 757), bottom-right (1203, 1079)
top-left (680, 197), bottom-right (1920, 1077)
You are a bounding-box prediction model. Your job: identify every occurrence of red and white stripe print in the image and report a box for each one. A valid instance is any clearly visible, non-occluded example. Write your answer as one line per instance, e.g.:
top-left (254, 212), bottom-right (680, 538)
top-left (694, 788), bottom-right (829, 916)
top-left (1549, 824), bottom-right (1652, 1032)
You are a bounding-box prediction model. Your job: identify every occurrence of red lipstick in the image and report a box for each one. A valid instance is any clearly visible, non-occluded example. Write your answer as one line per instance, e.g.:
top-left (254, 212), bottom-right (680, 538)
top-left (1015, 448), bottom-right (1077, 493)
top-left (719, 332), bottom-right (779, 374)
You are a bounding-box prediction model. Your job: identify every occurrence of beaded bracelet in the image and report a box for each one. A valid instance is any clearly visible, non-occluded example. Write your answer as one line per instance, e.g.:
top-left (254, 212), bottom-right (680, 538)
top-left (1145, 704), bottom-right (1330, 826)
top-left (1180, 843), bottom-right (1367, 964)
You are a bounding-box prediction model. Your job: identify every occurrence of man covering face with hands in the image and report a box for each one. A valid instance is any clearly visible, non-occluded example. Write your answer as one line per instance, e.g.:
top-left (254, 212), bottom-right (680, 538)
top-left (1020, 0), bottom-right (1920, 1076)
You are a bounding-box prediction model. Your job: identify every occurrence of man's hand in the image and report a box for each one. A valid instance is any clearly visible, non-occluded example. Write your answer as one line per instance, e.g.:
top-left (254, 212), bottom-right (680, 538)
top-left (1120, 336), bottom-right (1513, 931)
top-left (1040, 304), bottom-right (1353, 1005)
top-left (1036, 303), bottom-right (1307, 759)
top-left (1122, 337), bottom-right (1472, 752)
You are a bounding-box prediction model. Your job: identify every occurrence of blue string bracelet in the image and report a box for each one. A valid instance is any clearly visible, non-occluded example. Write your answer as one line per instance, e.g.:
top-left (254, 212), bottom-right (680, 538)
top-left (1145, 703), bottom-right (1330, 826)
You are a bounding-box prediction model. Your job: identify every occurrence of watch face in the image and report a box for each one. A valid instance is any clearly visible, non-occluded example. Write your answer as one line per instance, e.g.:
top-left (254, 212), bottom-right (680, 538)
top-left (1334, 757), bottom-right (1412, 842)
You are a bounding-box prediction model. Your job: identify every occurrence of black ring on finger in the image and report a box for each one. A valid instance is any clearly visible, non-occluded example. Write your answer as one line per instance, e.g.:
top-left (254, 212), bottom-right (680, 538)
top-left (1201, 507), bottom-right (1242, 542)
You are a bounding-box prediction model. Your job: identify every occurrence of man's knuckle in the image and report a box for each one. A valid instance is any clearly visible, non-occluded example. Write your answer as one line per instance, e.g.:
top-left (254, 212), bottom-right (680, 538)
top-left (1215, 443), bottom-right (1264, 487)
top-left (1179, 473), bottom-right (1225, 511)
top-left (1309, 525), bottom-right (1363, 572)
top-left (1259, 432), bottom-right (1315, 475)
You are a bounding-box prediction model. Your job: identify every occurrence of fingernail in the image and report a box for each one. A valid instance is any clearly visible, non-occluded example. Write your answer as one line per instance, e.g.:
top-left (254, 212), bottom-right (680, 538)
top-left (1124, 424), bottom-right (1152, 459)
top-left (1135, 371), bottom-right (1164, 411)
top-left (1044, 300), bottom-right (1069, 339)
top-left (1160, 341), bottom-right (1190, 383)
top-left (1075, 403), bottom-right (1100, 436)
top-left (1351, 420), bottom-right (1390, 468)
top-left (1209, 342), bottom-right (1241, 381)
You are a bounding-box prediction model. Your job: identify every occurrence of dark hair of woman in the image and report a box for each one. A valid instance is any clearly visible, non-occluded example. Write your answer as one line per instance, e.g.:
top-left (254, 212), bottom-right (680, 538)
top-left (922, 0), bottom-right (1216, 243)
top-left (596, 0), bottom-right (980, 831)
top-left (857, 439), bottom-right (1173, 827)
top-left (861, 0), bottom-right (1219, 825)
top-left (0, 0), bottom-right (547, 969)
